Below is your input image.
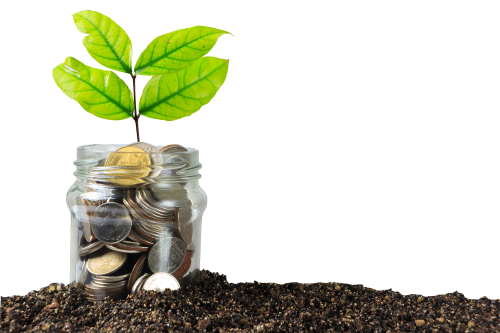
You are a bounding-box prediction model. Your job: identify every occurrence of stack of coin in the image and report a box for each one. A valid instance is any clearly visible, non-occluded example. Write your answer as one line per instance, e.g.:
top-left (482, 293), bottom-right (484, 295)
top-left (74, 142), bottom-right (193, 301)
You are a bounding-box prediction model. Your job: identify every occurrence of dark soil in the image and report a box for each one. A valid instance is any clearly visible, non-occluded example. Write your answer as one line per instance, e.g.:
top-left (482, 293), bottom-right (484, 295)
top-left (1, 270), bottom-right (498, 332)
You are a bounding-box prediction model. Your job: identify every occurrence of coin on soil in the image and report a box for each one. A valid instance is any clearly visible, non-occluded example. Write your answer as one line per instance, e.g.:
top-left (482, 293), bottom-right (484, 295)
top-left (91, 202), bottom-right (132, 244)
top-left (142, 272), bottom-right (180, 292)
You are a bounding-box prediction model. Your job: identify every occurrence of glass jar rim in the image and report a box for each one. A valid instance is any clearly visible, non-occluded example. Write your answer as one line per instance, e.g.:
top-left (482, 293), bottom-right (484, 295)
top-left (77, 144), bottom-right (198, 154)
top-left (74, 144), bottom-right (202, 184)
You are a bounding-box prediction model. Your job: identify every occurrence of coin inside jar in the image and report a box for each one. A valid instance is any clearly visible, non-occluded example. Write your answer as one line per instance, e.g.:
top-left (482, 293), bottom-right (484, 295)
top-left (104, 146), bottom-right (151, 186)
top-left (91, 202), bottom-right (132, 244)
top-left (87, 248), bottom-right (128, 276)
top-left (142, 272), bottom-right (180, 291)
top-left (148, 237), bottom-right (186, 274)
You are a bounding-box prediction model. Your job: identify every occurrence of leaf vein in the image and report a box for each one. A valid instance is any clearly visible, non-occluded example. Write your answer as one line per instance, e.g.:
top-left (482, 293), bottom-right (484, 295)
top-left (80, 15), bottom-right (131, 73)
top-left (135, 31), bottom-right (224, 73)
top-left (140, 61), bottom-right (226, 114)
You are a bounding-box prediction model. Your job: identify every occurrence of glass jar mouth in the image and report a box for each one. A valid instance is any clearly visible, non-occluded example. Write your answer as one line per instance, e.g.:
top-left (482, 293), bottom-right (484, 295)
top-left (77, 144), bottom-right (197, 154)
top-left (74, 144), bottom-right (202, 184)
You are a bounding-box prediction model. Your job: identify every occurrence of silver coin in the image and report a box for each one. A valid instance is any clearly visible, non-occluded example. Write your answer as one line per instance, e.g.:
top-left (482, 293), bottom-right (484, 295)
top-left (157, 158), bottom-right (187, 178)
top-left (91, 203), bottom-right (132, 244)
top-left (177, 204), bottom-right (193, 224)
top-left (150, 186), bottom-right (191, 209)
top-left (142, 272), bottom-right (180, 292)
top-left (88, 186), bottom-right (124, 202)
top-left (93, 273), bottom-right (131, 283)
top-left (135, 190), bottom-right (175, 220)
top-left (125, 191), bottom-right (174, 224)
top-left (159, 144), bottom-right (188, 153)
top-left (159, 145), bottom-right (189, 175)
top-left (118, 240), bottom-right (142, 246)
top-left (111, 241), bottom-right (150, 252)
top-left (124, 193), bottom-right (170, 225)
top-left (148, 237), bottom-right (186, 273)
top-left (128, 229), bottom-right (155, 246)
top-left (158, 145), bottom-right (191, 179)
top-left (137, 276), bottom-right (149, 292)
top-left (91, 280), bottom-right (127, 288)
top-left (136, 194), bottom-right (174, 219)
top-left (131, 273), bottom-right (150, 294)
top-left (78, 241), bottom-right (105, 257)
top-left (126, 142), bottom-right (163, 177)
top-left (146, 223), bottom-right (175, 237)
top-left (176, 207), bottom-right (193, 244)
top-left (137, 188), bottom-right (174, 211)
top-left (134, 223), bottom-right (162, 241)
top-left (105, 243), bottom-right (144, 254)
top-left (137, 222), bottom-right (175, 240)
top-left (122, 196), bottom-right (148, 222)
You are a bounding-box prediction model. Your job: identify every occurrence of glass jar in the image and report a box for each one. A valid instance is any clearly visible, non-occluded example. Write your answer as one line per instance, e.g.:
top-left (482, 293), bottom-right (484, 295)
top-left (66, 144), bottom-right (207, 301)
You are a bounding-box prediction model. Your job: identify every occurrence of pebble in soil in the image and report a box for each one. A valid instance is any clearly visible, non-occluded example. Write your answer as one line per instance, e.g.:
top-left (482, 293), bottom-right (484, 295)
top-left (1, 270), bottom-right (499, 332)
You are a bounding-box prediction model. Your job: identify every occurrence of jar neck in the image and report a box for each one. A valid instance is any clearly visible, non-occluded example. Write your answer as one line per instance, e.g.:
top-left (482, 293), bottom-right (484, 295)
top-left (73, 144), bottom-right (202, 186)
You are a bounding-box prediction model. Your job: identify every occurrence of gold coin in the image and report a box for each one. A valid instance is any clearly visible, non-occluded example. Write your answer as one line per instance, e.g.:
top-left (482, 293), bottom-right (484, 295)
top-left (87, 248), bottom-right (128, 276)
top-left (104, 146), bottom-right (151, 186)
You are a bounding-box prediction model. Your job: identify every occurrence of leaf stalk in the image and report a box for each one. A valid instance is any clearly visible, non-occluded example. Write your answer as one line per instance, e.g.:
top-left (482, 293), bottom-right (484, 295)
top-left (131, 74), bottom-right (140, 142)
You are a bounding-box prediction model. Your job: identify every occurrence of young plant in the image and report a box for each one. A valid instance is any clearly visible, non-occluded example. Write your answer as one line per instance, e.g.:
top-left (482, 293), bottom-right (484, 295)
top-left (53, 10), bottom-right (230, 141)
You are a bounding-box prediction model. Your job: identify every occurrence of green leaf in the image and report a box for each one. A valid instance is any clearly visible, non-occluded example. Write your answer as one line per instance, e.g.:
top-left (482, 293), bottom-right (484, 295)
top-left (73, 10), bottom-right (133, 74)
top-left (53, 57), bottom-right (134, 120)
top-left (139, 57), bottom-right (229, 121)
top-left (134, 26), bottom-right (229, 76)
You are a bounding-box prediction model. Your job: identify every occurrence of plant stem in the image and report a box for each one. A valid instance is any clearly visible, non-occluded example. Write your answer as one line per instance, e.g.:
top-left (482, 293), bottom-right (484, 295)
top-left (131, 74), bottom-right (140, 142)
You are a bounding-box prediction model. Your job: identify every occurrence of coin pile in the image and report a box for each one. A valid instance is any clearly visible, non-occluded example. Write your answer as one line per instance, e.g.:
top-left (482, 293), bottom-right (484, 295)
top-left (74, 143), bottom-right (193, 301)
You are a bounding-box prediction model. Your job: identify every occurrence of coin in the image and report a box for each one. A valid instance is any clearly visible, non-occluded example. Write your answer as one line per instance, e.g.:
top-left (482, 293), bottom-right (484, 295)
top-left (124, 191), bottom-right (165, 223)
top-left (133, 225), bottom-right (158, 243)
top-left (172, 252), bottom-right (191, 280)
top-left (122, 194), bottom-right (149, 222)
top-left (127, 142), bottom-right (163, 177)
top-left (136, 189), bottom-right (174, 218)
top-left (175, 208), bottom-right (193, 244)
top-left (85, 186), bottom-right (124, 201)
top-left (159, 144), bottom-right (188, 153)
top-left (105, 243), bottom-right (144, 254)
top-left (157, 145), bottom-right (189, 178)
top-left (128, 253), bottom-right (148, 292)
top-left (78, 241), bottom-right (105, 257)
top-left (112, 241), bottom-right (150, 252)
top-left (91, 280), bottom-right (127, 288)
top-left (93, 273), bottom-right (131, 283)
top-left (104, 146), bottom-right (151, 186)
top-left (85, 284), bottom-right (126, 297)
top-left (150, 186), bottom-right (191, 209)
top-left (91, 202), bottom-right (132, 244)
top-left (142, 272), bottom-right (180, 292)
top-left (85, 284), bottom-right (126, 293)
top-left (148, 237), bottom-right (186, 274)
top-left (160, 144), bottom-right (191, 170)
top-left (87, 248), bottom-right (128, 276)
top-left (128, 229), bottom-right (155, 246)
top-left (131, 273), bottom-right (150, 294)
